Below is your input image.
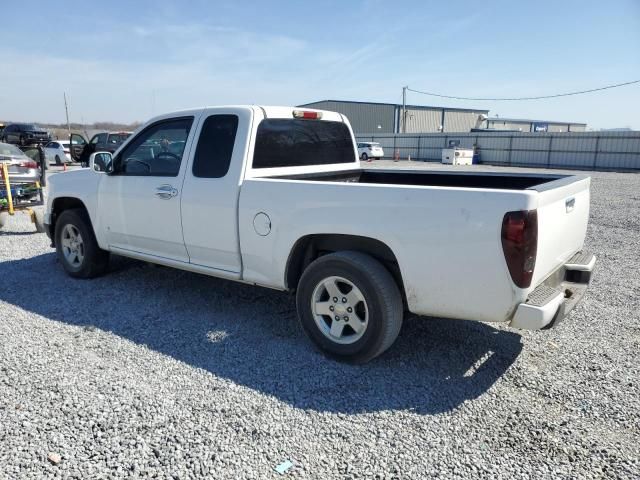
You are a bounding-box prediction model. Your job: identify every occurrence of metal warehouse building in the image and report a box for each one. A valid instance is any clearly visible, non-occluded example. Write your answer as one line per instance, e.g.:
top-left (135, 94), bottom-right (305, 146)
top-left (485, 117), bottom-right (587, 133)
top-left (298, 100), bottom-right (489, 134)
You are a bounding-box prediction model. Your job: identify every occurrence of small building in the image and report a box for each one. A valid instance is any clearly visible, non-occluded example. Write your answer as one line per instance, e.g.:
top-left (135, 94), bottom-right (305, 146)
top-left (485, 118), bottom-right (587, 133)
top-left (298, 100), bottom-right (489, 134)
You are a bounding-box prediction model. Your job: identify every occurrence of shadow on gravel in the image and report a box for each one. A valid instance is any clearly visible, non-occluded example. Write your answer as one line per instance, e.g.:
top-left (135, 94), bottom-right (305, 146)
top-left (1, 252), bottom-right (522, 415)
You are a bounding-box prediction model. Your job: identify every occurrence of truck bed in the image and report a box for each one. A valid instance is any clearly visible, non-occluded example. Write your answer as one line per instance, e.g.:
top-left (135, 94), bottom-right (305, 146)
top-left (275, 168), bottom-right (581, 191)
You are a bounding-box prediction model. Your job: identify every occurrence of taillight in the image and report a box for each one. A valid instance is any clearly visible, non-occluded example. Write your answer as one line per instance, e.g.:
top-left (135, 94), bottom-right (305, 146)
top-left (292, 110), bottom-right (323, 119)
top-left (501, 210), bottom-right (538, 288)
top-left (19, 161), bottom-right (38, 169)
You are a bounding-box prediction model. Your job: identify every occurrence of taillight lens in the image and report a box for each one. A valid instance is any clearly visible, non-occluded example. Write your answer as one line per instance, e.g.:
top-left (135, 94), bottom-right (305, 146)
top-left (501, 210), bottom-right (538, 288)
top-left (19, 161), bottom-right (38, 169)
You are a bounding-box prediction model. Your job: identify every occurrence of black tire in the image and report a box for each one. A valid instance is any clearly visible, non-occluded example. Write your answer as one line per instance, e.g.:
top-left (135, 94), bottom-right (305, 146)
top-left (361, 153), bottom-right (368, 161)
top-left (55, 155), bottom-right (62, 166)
top-left (55, 209), bottom-right (109, 278)
top-left (33, 208), bottom-right (46, 233)
top-left (19, 135), bottom-right (25, 146)
top-left (296, 251), bottom-right (403, 363)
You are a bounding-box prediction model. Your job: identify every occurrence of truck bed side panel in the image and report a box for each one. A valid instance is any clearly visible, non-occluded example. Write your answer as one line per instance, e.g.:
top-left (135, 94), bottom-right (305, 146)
top-left (238, 179), bottom-right (536, 323)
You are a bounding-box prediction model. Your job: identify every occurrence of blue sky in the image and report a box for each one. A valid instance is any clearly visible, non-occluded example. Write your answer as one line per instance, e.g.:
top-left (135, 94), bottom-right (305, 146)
top-left (1, 0), bottom-right (639, 129)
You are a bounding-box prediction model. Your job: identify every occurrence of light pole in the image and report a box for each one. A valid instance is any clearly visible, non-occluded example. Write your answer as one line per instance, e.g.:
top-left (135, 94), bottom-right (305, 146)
top-left (402, 86), bottom-right (407, 133)
top-left (64, 92), bottom-right (71, 140)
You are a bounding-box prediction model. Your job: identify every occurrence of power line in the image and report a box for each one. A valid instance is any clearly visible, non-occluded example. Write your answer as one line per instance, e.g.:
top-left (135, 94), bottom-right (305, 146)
top-left (406, 79), bottom-right (640, 101)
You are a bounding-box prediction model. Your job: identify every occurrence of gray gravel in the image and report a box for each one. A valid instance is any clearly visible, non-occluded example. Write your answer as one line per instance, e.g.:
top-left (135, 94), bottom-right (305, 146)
top-left (1, 164), bottom-right (639, 479)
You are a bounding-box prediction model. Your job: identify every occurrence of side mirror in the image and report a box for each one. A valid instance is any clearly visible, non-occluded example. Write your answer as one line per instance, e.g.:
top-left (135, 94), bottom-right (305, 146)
top-left (89, 151), bottom-right (113, 173)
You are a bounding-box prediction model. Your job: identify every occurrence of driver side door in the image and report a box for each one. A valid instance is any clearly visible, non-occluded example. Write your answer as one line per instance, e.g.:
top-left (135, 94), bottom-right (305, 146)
top-left (97, 116), bottom-right (197, 263)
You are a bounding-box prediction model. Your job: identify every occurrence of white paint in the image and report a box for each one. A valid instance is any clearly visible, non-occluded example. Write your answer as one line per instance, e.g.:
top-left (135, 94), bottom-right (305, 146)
top-left (45, 105), bottom-right (592, 328)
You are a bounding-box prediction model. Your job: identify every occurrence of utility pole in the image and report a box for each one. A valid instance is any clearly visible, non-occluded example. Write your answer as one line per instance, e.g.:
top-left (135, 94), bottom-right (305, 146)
top-left (63, 92), bottom-right (71, 139)
top-left (402, 86), bottom-right (407, 133)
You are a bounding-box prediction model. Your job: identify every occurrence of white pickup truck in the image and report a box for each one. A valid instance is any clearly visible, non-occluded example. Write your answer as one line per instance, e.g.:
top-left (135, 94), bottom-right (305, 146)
top-left (44, 106), bottom-right (596, 362)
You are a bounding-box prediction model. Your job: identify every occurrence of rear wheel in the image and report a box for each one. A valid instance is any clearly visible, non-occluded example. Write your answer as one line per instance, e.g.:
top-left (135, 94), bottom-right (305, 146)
top-left (296, 251), bottom-right (403, 363)
top-left (55, 209), bottom-right (109, 278)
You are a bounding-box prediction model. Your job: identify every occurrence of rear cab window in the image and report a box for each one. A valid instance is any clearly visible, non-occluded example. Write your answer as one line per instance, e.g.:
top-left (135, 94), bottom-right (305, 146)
top-left (252, 119), bottom-right (356, 169)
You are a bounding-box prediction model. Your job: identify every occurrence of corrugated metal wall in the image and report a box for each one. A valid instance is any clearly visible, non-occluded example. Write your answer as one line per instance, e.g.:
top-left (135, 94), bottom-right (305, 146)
top-left (487, 120), bottom-right (532, 132)
top-left (487, 120), bottom-right (585, 133)
top-left (401, 108), bottom-right (442, 133)
top-left (299, 101), bottom-right (396, 133)
top-left (547, 124), bottom-right (569, 133)
top-left (443, 111), bottom-right (482, 132)
top-left (355, 131), bottom-right (640, 171)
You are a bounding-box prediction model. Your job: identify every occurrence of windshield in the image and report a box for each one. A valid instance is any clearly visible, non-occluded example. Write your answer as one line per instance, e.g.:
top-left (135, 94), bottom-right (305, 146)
top-left (0, 143), bottom-right (26, 157)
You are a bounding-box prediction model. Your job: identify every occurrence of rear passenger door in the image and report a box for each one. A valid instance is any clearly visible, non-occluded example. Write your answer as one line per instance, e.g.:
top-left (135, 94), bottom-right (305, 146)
top-left (180, 107), bottom-right (252, 275)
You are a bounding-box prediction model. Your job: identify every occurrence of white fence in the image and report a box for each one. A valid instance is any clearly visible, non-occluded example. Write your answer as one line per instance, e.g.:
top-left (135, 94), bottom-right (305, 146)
top-left (356, 131), bottom-right (640, 171)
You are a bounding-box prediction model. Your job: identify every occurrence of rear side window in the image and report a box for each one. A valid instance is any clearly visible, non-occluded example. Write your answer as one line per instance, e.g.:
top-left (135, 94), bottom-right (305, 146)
top-left (192, 115), bottom-right (238, 178)
top-left (253, 119), bottom-right (355, 169)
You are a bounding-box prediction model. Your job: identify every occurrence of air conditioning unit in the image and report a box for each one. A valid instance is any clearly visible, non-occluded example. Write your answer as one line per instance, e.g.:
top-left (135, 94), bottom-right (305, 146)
top-left (442, 147), bottom-right (473, 165)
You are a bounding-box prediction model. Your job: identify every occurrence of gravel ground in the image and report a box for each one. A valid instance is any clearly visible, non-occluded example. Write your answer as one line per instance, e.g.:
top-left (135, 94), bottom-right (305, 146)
top-left (0, 164), bottom-right (638, 479)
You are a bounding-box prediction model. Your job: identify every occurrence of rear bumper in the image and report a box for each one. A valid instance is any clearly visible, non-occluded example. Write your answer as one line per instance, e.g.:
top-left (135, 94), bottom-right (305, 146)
top-left (510, 251), bottom-right (596, 330)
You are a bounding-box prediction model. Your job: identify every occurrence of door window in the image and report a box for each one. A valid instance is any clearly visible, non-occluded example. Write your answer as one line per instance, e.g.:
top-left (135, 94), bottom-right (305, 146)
top-left (192, 115), bottom-right (238, 178)
top-left (115, 117), bottom-right (193, 176)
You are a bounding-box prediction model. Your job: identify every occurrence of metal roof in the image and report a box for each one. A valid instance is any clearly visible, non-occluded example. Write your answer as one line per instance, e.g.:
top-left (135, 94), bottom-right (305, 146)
top-left (299, 99), bottom-right (489, 114)
top-left (487, 117), bottom-right (587, 126)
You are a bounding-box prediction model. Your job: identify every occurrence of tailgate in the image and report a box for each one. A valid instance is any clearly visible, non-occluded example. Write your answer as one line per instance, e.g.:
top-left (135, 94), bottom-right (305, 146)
top-left (532, 176), bottom-right (591, 286)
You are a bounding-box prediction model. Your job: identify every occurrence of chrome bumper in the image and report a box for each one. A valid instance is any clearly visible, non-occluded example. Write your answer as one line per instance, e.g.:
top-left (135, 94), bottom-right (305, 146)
top-left (510, 252), bottom-right (596, 330)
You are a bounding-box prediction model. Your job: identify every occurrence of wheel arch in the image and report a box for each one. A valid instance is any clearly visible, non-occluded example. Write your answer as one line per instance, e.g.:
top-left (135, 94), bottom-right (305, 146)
top-left (285, 233), bottom-right (407, 306)
top-left (50, 197), bottom-right (91, 245)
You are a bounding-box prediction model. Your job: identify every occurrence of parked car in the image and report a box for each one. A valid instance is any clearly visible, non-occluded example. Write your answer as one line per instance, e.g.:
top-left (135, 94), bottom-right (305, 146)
top-left (0, 142), bottom-right (40, 183)
top-left (357, 142), bottom-right (384, 161)
top-left (74, 131), bottom-right (133, 166)
top-left (1, 123), bottom-right (50, 146)
top-left (45, 141), bottom-right (72, 165)
top-left (44, 106), bottom-right (595, 363)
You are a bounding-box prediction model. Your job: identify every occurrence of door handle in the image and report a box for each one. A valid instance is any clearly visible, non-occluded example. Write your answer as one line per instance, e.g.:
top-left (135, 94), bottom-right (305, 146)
top-left (155, 184), bottom-right (178, 199)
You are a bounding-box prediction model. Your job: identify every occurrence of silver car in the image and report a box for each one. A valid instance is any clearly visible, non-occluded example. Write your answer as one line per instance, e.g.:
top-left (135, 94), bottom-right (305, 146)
top-left (0, 142), bottom-right (40, 184)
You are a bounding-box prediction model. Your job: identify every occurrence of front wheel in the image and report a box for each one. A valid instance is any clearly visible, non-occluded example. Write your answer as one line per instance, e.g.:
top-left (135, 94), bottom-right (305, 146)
top-left (361, 153), bottom-right (368, 161)
top-left (32, 207), bottom-right (46, 233)
top-left (55, 155), bottom-right (62, 166)
top-left (55, 209), bottom-right (109, 278)
top-left (296, 251), bottom-right (403, 363)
